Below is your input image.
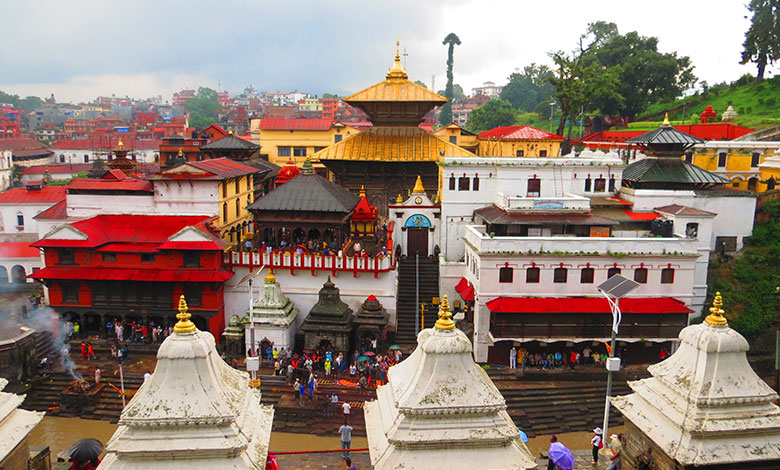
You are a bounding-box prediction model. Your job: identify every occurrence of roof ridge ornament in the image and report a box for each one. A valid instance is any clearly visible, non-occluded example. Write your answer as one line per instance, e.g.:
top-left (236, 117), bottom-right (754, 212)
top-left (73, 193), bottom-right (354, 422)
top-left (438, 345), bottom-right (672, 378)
top-left (264, 268), bottom-right (276, 283)
top-left (359, 185), bottom-right (366, 197)
top-left (300, 158), bottom-right (314, 175)
top-left (434, 294), bottom-right (455, 330)
top-left (662, 113), bottom-right (671, 127)
top-left (174, 295), bottom-right (197, 333)
top-left (704, 291), bottom-right (728, 327)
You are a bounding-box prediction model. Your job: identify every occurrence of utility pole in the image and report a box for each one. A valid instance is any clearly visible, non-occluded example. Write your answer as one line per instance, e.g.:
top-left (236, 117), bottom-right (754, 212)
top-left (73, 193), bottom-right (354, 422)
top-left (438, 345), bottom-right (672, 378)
top-left (549, 102), bottom-right (556, 133)
top-left (415, 253), bottom-right (420, 333)
top-left (118, 360), bottom-right (126, 408)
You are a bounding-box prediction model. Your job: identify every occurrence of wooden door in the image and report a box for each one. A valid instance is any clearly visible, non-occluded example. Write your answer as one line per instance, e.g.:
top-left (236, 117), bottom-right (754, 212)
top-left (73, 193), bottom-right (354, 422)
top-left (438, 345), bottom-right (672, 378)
top-left (407, 228), bottom-right (428, 257)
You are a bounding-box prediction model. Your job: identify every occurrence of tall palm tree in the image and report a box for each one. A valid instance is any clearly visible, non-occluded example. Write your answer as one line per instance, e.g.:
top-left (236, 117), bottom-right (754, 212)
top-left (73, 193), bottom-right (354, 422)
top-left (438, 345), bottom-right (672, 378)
top-left (440, 33), bottom-right (461, 125)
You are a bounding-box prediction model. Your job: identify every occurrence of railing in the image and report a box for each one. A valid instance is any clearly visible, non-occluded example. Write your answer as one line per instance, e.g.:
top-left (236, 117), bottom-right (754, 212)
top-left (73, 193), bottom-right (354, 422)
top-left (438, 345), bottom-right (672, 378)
top-left (490, 313), bottom-right (687, 340)
top-left (223, 250), bottom-right (395, 278)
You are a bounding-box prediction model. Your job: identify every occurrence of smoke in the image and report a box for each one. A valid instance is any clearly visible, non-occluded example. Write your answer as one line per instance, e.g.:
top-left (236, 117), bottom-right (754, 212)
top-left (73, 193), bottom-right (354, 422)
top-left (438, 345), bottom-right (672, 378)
top-left (0, 291), bottom-right (82, 380)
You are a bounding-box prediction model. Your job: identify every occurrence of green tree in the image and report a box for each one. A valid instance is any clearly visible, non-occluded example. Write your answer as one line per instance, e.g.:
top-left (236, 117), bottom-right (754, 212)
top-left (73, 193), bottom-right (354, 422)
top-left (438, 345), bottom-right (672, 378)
top-left (414, 80), bottom-right (427, 89)
top-left (437, 84), bottom-right (465, 99)
top-left (0, 90), bottom-right (43, 111)
top-left (582, 22), bottom-right (696, 120)
top-left (440, 33), bottom-right (462, 126)
top-left (741, 0), bottom-right (780, 82)
top-left (322, 93), bottom-right (337, 99)
top-left (185, 87), bottom-right (221, 131)
top-left (467, 99), bottom-right (516, 133)
top-left (500, 64), bottom-right (555, 112)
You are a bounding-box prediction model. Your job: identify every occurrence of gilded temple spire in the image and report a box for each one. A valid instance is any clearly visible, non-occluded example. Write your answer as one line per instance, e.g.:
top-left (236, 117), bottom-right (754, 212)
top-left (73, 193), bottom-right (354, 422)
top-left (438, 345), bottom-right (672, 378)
top-left (386, 40), bottom-right (408, 80)
top-left (704, 291), bottom-right (728, 327)
top-left (412, 175), bottom-right (425, 194)
top-left (174, 295), bottom-right (197, 333)
top-left (434, 295), bottom-right (455, 330)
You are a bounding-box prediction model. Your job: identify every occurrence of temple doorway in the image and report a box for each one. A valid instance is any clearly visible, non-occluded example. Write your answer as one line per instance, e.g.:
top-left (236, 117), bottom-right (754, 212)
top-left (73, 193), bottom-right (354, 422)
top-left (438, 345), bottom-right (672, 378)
top-left (407, 228), bottom-right (428, 257)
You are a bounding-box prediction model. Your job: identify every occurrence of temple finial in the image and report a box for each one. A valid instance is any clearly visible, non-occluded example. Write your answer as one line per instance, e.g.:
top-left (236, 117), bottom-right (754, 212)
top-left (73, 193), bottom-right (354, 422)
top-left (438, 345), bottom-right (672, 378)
top-left (662, 113), bottom-right (671, 127)
top-left (704, 292), bottom-right (728, 326)
top-left (434, 295), bottom-right (455, 330)
top-left (396, 193), bottom-right (403, 203)
top-left (174, 295), bottom-right (196, 333)
top-left (117, 139), bottom-right (124, 149)
top-left (177, 148), bottom-right (184, 157)
top-left (412, 175), bottom-right (425, 194)
top-left (387, 40), bottom-right (408, 79)
top-left (360, 185), bottom-right (366, 197)
top-left (264, 268), bottom-right (276, 283)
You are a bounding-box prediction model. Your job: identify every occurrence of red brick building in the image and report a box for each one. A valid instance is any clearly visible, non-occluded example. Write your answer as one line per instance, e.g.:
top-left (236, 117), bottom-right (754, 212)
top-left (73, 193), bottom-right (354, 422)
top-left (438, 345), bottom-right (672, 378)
top-left (30, 214), bottom-right (233, 340)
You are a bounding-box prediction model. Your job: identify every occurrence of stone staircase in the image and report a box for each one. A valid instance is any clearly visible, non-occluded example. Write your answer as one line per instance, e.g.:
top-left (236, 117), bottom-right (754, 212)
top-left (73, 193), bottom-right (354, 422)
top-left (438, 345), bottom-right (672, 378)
top-left (259, 373), bottom-right (374, 436)
top-left (395, 257), bottom-right (440, 346)
top-left (488, 368), bottom-right (641, 438)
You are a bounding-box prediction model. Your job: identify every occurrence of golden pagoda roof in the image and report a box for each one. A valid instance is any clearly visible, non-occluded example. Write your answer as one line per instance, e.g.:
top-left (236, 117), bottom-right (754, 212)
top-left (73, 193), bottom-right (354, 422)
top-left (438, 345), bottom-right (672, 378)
top-left (313, 126), bottom-right (476, 162)
top-left (345, 78), bottom-right (447, 103)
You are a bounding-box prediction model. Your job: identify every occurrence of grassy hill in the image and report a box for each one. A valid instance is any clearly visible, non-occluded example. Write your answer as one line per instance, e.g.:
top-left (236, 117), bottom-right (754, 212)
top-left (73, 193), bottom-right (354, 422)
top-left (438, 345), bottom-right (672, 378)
top-left (637, 75), bottom-right (780, 128)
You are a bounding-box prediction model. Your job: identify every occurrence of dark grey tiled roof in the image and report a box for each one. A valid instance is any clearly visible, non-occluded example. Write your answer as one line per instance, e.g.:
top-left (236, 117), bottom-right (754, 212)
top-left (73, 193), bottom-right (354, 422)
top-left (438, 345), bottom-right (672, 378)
top-left (627, 126), bottom-right (704, 145)
top-left (623, 158), bottom-right (728, 184)
top-left (201, 134), bottom-right (260, 150)
top-left (248, 172), bottom-right (359, 213)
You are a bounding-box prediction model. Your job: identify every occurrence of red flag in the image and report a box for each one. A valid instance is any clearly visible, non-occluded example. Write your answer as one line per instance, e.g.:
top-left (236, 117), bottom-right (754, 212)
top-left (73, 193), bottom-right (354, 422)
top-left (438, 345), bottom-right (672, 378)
top-left (604, 342), bottom-right (612, 355)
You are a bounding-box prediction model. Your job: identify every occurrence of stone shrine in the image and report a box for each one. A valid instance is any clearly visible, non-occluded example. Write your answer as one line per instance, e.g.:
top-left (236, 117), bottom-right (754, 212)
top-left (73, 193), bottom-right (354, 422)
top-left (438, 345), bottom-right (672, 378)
top-left (0, 378), bottom-right (43, 470)
top-left (353, 294), bottom-right (389, 349)
top-left (222, 314), bottom-right (245, 356)
top-left (612, 293), bottom-right (780, 469)
top-left (364, 295), bottom-right (536, 470)
top-left (245, 269), bottom-right (299, 352)
top-left (98, 296), bottom-right (274, 470)
top-left (298, 277), bottom-right (354, 351)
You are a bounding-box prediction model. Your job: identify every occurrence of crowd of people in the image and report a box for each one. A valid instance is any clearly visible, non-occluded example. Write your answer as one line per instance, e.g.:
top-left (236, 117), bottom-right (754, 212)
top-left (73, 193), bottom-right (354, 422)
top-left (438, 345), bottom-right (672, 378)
top-left (509, 345), bottom-right (630, 372)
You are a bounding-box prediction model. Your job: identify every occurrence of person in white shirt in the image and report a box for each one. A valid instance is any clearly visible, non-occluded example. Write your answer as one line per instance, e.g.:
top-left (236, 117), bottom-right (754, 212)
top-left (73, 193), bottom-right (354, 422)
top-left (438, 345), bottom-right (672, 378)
top-left (509, 346), bottom-right (517, 369)
top-left (342, 401), bottom-right (351, 419)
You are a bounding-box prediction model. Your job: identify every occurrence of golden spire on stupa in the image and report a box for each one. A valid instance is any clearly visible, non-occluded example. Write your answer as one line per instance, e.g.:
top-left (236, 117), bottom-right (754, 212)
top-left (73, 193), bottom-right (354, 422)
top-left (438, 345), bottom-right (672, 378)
top-left (434, 295), bottom-right (455, 330)
top-left (173, 295), bottom-right (196, 333)
top-left (359, 185), bottom-right (366, 197)
top-left (412, 175), bottom-right (425, 194)
top-left (386, 40), bottom-right (408, 80)
top-left (264, 268), bottom-right (276, 283)
top-left (704, 291), bottom-right (728, 326)
top-left (662, 113), bottom-right (671, 127)
top-left (177, 148), bottom-right (184, 157)
top-left (117, 138), bottom-right (124, 149)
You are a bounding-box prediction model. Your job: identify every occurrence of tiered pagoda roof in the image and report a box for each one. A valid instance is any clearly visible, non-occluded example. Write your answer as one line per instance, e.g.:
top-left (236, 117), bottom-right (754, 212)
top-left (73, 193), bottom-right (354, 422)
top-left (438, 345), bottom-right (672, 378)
top-left (351, 187), bottom-right (378, 222)
top-left (249, 160), bottom-right (359, 213)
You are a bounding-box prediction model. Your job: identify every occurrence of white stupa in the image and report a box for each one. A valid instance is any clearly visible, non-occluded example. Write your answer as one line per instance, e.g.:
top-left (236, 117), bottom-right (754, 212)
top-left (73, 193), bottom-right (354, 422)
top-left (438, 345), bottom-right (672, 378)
top-left (99, 296), bottom-right (274, 470)
top-left (0, 378), bottom-right (43, 468)
top-left (364, 295), bottom-right (536, 470)
top-left (245, 269), bottom-right (299, 352)
top-left (612, 292), bottom-right (780, 467)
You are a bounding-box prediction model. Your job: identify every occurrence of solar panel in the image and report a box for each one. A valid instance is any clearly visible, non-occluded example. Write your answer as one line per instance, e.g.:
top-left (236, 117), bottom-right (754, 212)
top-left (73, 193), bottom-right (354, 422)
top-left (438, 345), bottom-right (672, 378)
top-left (598, 274), bottom-right (640, 298)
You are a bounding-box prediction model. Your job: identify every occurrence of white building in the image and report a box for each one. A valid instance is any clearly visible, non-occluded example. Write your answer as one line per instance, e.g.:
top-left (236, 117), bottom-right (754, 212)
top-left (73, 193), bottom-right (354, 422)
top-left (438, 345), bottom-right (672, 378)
top-left (0, 378), bottom-right (43, 470)
top-left (0, 185), bottom-right (66, 237)
top-left (438, 152), bottom-right (739, 363)
top-left (471, 81), bottom-right (504, 99)
top-left (49, 139), bottom-right (161, 165)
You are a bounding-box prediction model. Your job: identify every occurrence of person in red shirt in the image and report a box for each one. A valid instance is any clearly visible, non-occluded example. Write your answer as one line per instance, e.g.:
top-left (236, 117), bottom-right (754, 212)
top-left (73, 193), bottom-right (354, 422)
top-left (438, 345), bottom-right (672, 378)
top-left (80, 341), bottom-right (87, 361)
top-left (569, 351), bottom-right (578, 370)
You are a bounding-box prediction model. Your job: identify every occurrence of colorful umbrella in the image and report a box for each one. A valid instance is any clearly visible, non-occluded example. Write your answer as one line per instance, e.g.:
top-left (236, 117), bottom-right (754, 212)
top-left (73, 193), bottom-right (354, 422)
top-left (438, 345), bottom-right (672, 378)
top-left (388, 344), bottom-right (401, 350)
top-left (363, 351), bottom-right (376, 356)
top-left (517, 430), bottom-right (528, 443)
top-left (356, 355), bottom-right (371, 363)
top-left (548, 442), bottom-right (575, 470)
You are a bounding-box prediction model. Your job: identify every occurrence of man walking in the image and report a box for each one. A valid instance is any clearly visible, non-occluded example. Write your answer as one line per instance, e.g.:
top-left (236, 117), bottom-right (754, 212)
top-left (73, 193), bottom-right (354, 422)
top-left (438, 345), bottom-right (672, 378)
top-left (339, 421), bottom-right (353, 458)
top-left (342, 400), bottom-right (351, 421)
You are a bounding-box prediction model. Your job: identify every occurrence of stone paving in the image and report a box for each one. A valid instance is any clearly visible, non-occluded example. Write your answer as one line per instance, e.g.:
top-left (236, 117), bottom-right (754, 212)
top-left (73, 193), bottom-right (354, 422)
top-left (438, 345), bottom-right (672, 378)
top-left (273, 450), bottom-right (372, 469)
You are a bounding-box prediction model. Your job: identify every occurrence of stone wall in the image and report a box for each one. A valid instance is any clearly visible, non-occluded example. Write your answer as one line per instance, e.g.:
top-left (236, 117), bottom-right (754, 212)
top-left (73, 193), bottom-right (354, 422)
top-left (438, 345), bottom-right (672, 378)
top-left (0, 437), bottom-right (31, 470)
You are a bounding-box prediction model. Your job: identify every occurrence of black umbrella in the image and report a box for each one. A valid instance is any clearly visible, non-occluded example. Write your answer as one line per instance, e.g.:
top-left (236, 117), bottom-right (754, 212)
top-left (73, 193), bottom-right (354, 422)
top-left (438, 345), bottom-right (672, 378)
top-left (69, 438), bottom-right (103, 463)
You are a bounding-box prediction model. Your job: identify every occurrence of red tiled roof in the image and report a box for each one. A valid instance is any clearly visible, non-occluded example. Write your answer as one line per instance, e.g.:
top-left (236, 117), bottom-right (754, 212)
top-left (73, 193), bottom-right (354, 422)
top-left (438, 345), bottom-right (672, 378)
top-left (67, 178), bottom-right (152, 192)
top-left (486, 297), bottom-right (692, 314)
top-left (654, 205), bottom-right (716, 216)
top-left (33, 200), bottom-right (67, 220)
top-left (13, 149), bottom-right (53, 158)
top-left (188, 158), bottom-right (258, 178)
top-left (51, 138), bottom-right (162, 150)
top-left (0, 186), bottom-right (66, 204)
top-left (30, 266), bottom-right (234, 283)
top-left (32, 215), bottom-right (219, 249)
top-left (478, 126), bottom-right (564, 141)
top-left (0, 242), bottom-right (39, 259)
top-left (21, 164), bottom-right (93, 175)
top-left (0, 138), bottom-right (46, 151)
top-left (258, 118), bottom-right (334, 131)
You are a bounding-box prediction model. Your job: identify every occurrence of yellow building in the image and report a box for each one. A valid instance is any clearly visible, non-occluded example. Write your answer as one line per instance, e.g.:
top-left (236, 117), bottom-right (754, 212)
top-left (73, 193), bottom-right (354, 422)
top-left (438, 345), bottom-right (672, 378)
top-left (298, 98), bottom-right (322, 112)
top-left (252, 118), bottom-right (360, 171)
top-left (687, 142), bottom-right (780, 192)
top-left (433, 123), bottom-right (478, 153)
top-left (154, 157), bottom-right (257, 247)
top-left (477, 125), bottom-right (564, 157)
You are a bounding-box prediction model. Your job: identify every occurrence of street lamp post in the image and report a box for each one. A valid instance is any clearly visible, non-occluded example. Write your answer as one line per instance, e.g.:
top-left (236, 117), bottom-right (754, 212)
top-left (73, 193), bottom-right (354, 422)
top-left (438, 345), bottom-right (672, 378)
top-left (238, 266), bottom-right (266, 388)
top-left (596, 274), bottom-right (639, 453)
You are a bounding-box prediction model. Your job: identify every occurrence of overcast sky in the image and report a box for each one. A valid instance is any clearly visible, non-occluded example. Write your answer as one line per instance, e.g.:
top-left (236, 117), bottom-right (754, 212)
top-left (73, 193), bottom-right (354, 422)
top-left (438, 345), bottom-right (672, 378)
top-left (0, 0), bottom-right (772, 104)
